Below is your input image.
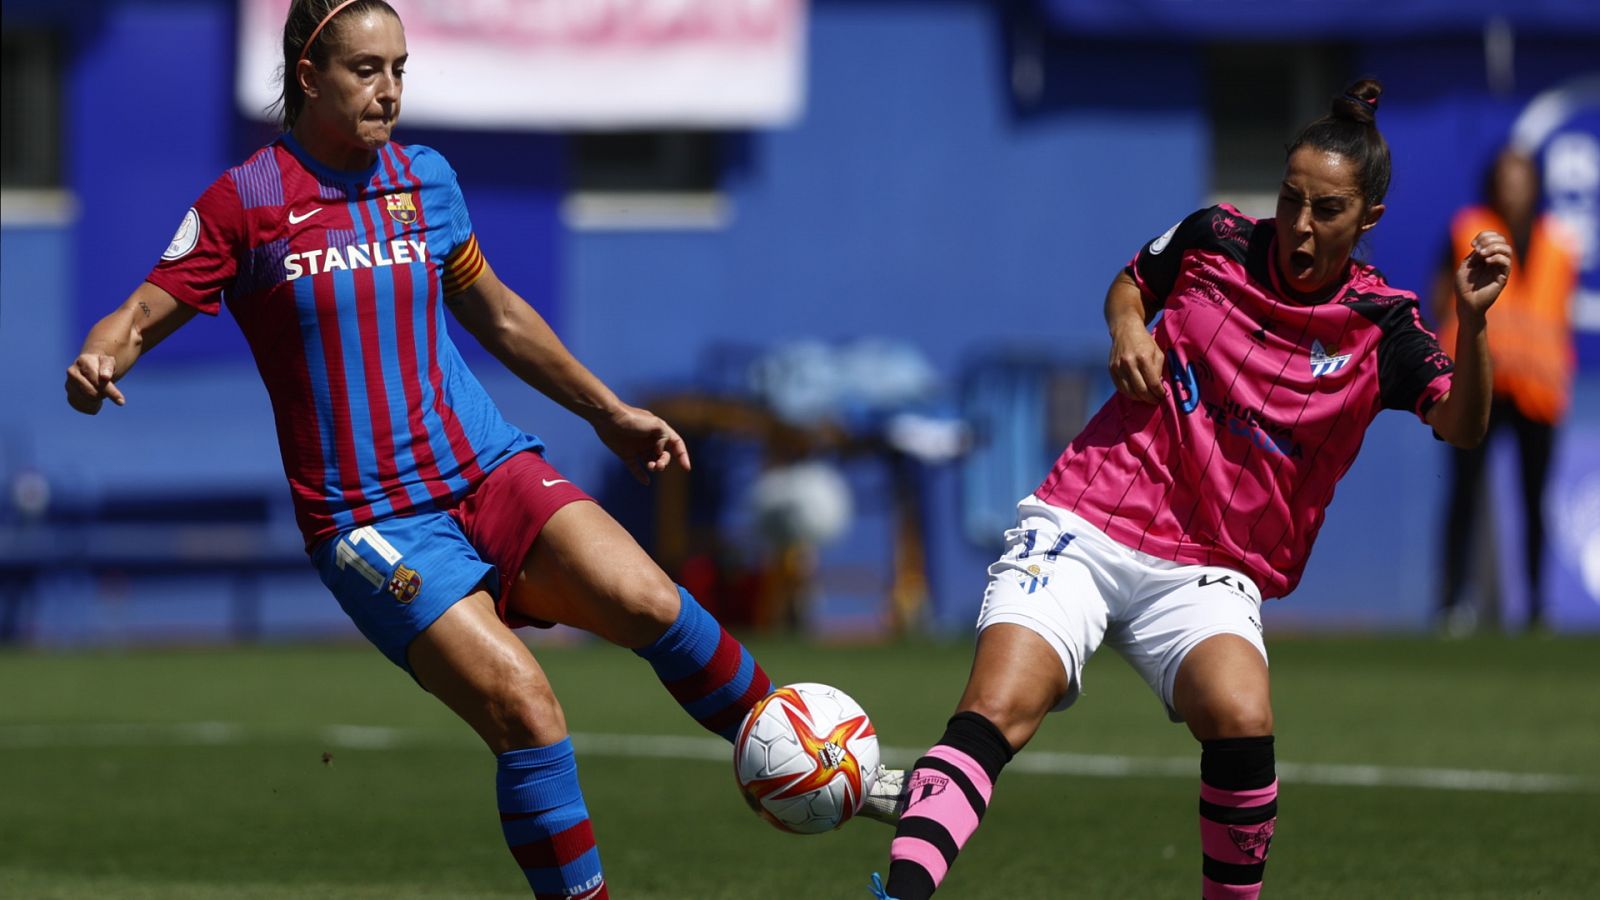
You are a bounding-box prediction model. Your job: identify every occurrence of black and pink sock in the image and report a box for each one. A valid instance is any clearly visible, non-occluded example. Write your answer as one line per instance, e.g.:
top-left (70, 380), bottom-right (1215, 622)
top-left (1199, 735), bottom-right (1277, 900)
top-left (885, 711), bottom-right (1015, 899)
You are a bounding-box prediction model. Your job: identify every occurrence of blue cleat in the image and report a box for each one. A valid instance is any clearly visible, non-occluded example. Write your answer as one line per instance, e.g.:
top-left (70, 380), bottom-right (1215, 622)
top-left (869, 872), bottom-right (898, 899)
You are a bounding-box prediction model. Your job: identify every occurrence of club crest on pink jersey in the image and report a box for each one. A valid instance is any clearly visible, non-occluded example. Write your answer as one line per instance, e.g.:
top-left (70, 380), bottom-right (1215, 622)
top-left (1309, 339), bottom-right (1352, 377)
top-left (386, 192), bottom-right (418, 225)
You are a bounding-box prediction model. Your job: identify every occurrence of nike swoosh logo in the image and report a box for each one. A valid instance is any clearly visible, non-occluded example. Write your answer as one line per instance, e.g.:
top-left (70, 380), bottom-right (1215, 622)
top-left (288, 208), bottom-right (323, 224)
top-left (541, 478), bottom-right (569, 488)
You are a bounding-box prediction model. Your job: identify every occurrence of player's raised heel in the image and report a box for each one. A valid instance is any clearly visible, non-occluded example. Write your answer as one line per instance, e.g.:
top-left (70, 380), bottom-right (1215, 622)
top-left (859, 765), bottom-right (907, 825)
top-left (868, 872), bottom-right (898, 899)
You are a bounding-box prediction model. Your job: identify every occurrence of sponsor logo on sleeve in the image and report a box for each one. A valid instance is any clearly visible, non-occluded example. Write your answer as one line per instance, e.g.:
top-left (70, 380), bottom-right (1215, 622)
top-left (1211, 215), bottom-right (1243, 242)
top-left (161, 208), bottom-right (200, 261)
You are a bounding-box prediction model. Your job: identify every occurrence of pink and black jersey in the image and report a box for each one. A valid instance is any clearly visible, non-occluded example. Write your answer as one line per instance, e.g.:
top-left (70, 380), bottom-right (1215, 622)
top-left (1037, 205), bottom-right (1453, 598)
top-left (147, 135), bottom-right (540, 547)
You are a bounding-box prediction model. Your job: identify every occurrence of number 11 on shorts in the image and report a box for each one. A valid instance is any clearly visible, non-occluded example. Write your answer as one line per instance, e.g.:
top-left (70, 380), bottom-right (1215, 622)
top-left (335, 525), bottom-right (404, 588)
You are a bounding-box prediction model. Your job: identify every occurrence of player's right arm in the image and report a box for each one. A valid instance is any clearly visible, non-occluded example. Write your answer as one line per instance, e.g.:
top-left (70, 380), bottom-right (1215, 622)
top-left (70, 170), bottom-right (245, 415)
top-left (1105, 269), bottom-right (1165, 404)
top-left (66, 282), bottom-right (197, 414)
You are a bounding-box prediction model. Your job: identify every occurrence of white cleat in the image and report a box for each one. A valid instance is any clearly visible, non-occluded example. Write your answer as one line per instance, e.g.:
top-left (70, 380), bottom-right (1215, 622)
top-left (858, 765), bottom-right (907, 825)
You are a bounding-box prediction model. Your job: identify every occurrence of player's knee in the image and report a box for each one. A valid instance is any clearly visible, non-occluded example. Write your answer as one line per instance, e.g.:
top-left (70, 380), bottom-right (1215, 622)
top-left (957, 694), bottom-right (1050, 752)
top-left (1189, 699), bottom-right (1273, 742)
top-left (605, 576), bottom-right (682, 647)
top-left (484, 674), bottom-right (566, 749)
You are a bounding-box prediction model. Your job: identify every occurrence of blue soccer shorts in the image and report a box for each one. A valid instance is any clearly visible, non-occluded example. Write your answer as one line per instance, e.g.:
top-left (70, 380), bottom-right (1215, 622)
top-left (310, 451), bottom-right (591, 672)
top-left (311, 511), bottom-right (495, 672)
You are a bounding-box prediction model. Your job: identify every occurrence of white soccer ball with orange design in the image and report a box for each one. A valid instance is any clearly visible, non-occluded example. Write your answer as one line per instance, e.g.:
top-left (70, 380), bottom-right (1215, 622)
top-left (733, 682), bottom-right (881, 834)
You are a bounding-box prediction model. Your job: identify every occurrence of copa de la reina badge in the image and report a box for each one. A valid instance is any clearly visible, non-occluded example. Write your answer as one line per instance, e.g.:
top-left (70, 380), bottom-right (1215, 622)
top-left (162, 208), bottom-right (200, 261)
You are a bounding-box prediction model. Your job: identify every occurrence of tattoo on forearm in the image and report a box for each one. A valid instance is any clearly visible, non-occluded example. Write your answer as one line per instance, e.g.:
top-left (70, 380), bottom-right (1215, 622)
top-left (138, 300), bottom-right (152, 319)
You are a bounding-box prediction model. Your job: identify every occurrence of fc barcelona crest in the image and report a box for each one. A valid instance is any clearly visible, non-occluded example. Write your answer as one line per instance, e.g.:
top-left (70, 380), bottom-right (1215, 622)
top-left (386, 192), bottom-right (418, 225)
top-left (386, 564), bottom-right (422, 604)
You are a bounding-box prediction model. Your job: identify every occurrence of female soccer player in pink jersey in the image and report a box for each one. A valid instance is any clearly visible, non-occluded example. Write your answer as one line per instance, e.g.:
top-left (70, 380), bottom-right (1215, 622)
top-left (869, 79), bottom-right (1512, 900)
top-left (62, 1), bottom-right (906, 894)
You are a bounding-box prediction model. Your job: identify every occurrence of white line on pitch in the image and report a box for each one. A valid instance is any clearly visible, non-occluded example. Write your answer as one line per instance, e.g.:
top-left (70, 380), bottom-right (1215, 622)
top-left (1, 723), bottom-right (1593, 796)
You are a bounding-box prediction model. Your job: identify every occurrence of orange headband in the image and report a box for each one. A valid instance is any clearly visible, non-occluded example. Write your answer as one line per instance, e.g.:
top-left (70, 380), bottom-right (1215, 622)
top-left (296, 0), bottom-right (361, 68)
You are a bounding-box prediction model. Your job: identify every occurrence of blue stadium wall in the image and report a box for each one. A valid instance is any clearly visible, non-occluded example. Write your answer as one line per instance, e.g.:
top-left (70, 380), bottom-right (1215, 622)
top-left (3, 0), bottom-right (1596, 639)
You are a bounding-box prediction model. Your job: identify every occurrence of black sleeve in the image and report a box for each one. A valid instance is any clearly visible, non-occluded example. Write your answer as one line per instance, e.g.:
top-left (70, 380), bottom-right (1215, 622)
top-left (1124, 206), bottom-right (1233, 305)
top-left (1377, 300), bottom-right (1455, 419)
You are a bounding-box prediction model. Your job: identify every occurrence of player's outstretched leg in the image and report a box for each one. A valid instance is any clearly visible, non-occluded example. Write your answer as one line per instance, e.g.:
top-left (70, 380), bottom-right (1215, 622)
top-left (632, 586), bottom-right (774, 742)
top-left (498, 738), bottom-right (608, 899)
top-left (871, 622), bottom-right (1063, 896)
top-left (1199, 736), bottom-right (1276, 900)
top-left (1173, 633), bottom-right (1276, 900)
top-left (882, 711), bottom-right (1015, 899)
top-left (503, 500), bottom-right (774, 745)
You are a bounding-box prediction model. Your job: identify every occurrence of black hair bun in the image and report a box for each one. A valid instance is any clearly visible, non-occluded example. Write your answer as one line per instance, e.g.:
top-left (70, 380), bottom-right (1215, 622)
top-left (1333, 78), bottom-right (1382, 125)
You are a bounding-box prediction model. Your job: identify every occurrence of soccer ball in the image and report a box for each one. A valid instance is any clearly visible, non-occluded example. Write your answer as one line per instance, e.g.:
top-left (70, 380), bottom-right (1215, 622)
top-left (733, 682), bottom-right (881, 834)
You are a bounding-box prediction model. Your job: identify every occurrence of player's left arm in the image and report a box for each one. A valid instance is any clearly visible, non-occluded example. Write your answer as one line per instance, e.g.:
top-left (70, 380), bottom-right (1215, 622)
top-left (1425, 230), bottom-right (1513, 447)
top-left (446, 258), bottom-right (690, 483)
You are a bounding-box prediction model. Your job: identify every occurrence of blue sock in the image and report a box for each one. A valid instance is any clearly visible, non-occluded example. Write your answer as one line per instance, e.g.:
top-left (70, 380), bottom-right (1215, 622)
top-left (633, 587), bottom-right (774, 741)
top-left (497, 738), bottom-right (607, 898)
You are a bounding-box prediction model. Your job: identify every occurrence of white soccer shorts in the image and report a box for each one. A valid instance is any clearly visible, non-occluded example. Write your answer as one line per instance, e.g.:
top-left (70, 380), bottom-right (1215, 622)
top-left (974, 496), bottom-right (1268, 722)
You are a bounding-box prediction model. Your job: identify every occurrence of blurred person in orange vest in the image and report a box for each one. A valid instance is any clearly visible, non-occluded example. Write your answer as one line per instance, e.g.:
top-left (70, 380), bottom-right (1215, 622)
top-left (1435, 148), bottom-right (1579, 634)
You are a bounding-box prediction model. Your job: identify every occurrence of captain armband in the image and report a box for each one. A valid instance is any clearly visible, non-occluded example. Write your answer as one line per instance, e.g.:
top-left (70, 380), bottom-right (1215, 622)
top-left (441, 233), bottom-right (487, 297)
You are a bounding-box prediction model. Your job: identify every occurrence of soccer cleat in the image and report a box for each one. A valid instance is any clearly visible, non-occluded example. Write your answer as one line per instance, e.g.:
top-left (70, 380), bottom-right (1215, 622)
top-left (858, 765), bottom-right (907, 825)
top-left (868, 872), bottom-right (898, 899)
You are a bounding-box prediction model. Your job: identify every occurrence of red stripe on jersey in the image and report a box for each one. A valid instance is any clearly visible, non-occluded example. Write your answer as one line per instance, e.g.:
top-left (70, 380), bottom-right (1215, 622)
top-left (377, 148), bottom-right (453, 505)
top-left (227, 215), bottom-right (335, 541)
top-left (349, 194), bottom-right (412, 513)
top-left (394, 145), bottom-right (484, 484)
top-left (311, 249), bottom-right (374, 522)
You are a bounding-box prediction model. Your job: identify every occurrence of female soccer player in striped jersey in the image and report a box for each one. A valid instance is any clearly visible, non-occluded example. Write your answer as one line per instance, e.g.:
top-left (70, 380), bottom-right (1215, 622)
top-left (869, 79), bottom-right (1512, 900)
top-left (64, 1), bottom-right (900, 894)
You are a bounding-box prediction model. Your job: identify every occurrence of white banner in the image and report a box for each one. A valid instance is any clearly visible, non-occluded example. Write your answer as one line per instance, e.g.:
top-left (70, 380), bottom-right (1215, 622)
top-left (237, 0), bottom-right (807, 129)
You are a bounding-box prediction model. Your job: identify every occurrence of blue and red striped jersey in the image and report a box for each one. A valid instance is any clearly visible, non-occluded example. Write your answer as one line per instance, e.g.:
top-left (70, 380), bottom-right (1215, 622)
top-left (147, 134), bottom-right (541, 547)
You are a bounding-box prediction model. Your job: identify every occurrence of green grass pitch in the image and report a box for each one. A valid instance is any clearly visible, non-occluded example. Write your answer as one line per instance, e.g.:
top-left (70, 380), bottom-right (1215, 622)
top-left (3, 635), bottom-right (1597, 898)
